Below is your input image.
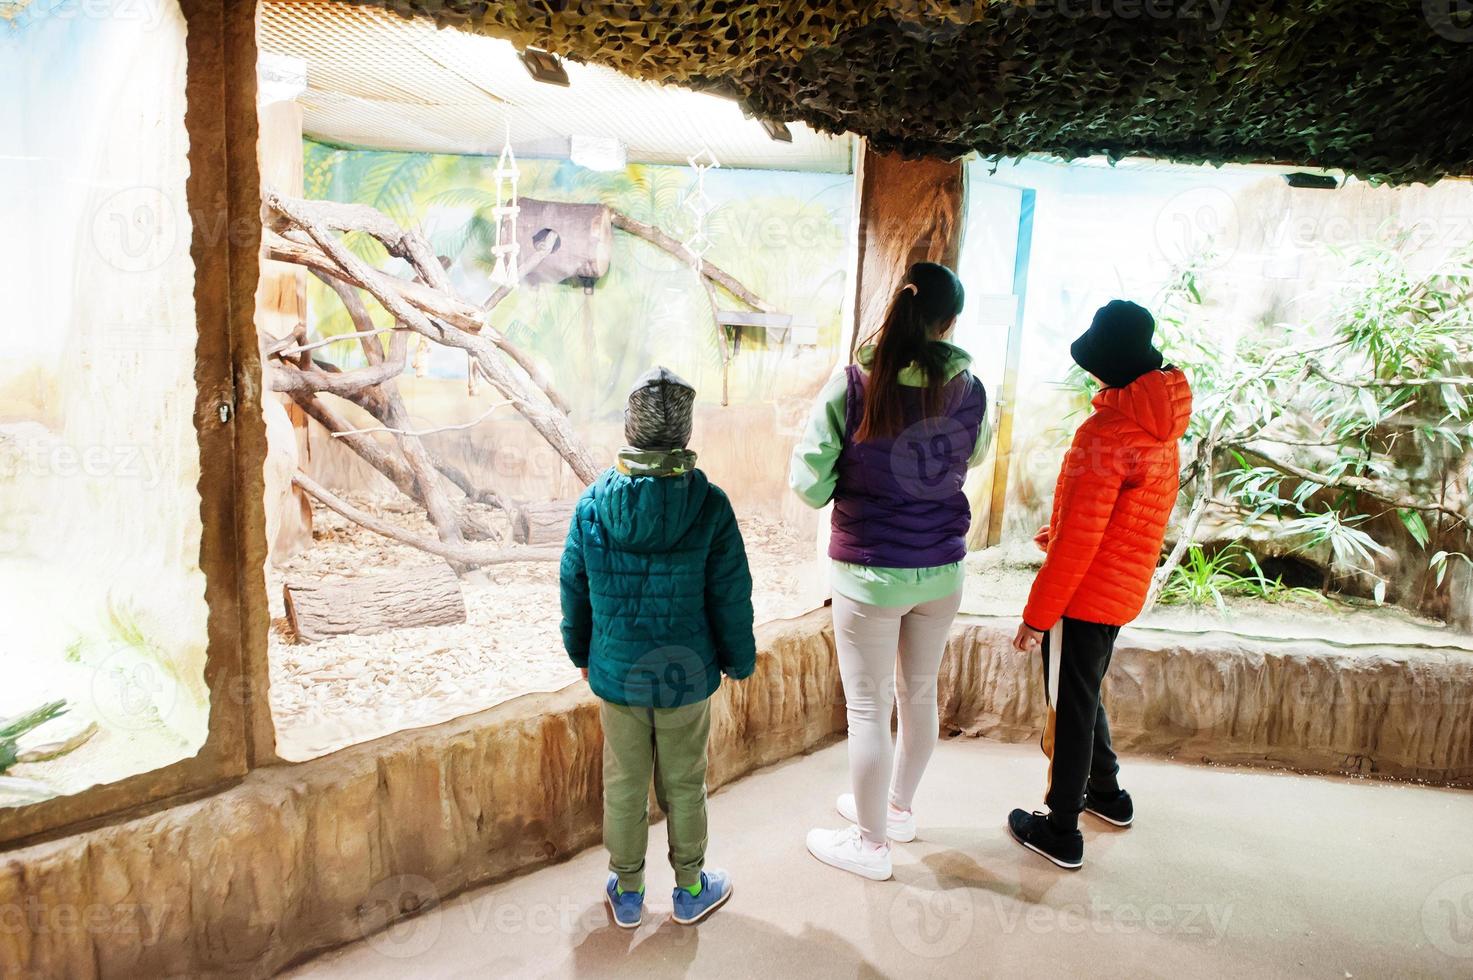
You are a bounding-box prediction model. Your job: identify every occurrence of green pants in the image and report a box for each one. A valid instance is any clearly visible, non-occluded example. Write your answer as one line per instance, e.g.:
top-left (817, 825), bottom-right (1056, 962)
top-left (600, 698), bottom-right (711, 892)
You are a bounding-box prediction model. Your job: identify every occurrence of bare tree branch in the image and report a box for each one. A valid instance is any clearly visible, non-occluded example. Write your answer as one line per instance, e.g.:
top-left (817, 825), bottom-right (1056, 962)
top-left (293, 471), bottom-right (558, 569)
top-left (1307, 362), bottom-right (1473, 389)
top-left (610, 209), bottom-right (777, 313)
top-left (331, 399), bottom-right (514, 438)
top-left (1229, 440), bottom-right (1468, 521)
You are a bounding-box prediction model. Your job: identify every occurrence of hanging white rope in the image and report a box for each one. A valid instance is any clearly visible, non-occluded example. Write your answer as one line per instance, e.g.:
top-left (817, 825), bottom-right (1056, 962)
top-left (490, 120), bottom-right (521, 287)
top-left (683, 146), bottom-right (719, 271)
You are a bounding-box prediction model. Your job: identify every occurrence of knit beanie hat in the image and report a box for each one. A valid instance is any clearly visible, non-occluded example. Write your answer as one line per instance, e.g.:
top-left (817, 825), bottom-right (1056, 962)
top-left (624, 366), bottom-right (696, 450)
top-left (1070, 300), bottom-right (1165, 388)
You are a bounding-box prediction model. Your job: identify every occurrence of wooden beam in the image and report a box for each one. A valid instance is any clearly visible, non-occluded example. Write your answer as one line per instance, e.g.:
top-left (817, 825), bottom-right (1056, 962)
top-left (848, 145), bottom-right (966, 358)
top-left (984, 188), bottom-right (1036, 548)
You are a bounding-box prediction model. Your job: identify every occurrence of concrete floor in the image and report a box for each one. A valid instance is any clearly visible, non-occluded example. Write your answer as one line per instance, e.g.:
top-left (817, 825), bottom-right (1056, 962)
top-left (283, 739), bottom-right (1473, 979)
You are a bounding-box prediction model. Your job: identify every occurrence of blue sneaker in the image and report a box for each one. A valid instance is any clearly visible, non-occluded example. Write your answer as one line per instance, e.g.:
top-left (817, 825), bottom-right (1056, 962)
top-left (605, 874), bottom-right (643, 929)
top-left (671, 869), bottom-right (732, 925)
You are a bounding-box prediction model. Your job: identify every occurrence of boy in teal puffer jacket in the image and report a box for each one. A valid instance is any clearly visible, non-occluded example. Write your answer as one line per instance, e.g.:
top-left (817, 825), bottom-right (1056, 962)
top-left (560, 366), bottom-right (755, 929)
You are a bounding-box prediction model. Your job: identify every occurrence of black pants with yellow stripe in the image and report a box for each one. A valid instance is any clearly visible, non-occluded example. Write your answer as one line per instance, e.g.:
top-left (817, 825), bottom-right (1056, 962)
top-left (1040, 617), bottom-right (1123, 831)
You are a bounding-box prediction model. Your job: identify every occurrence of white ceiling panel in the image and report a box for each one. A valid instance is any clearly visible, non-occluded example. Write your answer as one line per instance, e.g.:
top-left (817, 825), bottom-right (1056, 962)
top-left (257, 1), bottom-right (855, 173)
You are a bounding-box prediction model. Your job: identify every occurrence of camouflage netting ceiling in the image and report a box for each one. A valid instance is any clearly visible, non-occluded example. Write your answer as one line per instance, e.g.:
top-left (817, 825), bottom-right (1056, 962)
top-left (350, 1), bottom-right (1473, 184)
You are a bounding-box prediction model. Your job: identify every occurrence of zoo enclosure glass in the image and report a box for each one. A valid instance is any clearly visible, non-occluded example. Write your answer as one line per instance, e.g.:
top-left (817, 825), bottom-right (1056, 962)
top-left (0, 0), bottom-right (251, 841)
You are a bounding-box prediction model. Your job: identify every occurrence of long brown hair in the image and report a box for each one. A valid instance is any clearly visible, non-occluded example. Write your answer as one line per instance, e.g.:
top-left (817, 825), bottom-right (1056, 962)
top-left (854, 261), bottom-right (966, 442)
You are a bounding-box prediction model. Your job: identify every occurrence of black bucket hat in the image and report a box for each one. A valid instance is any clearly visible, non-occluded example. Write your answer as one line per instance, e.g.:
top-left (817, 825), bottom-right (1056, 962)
top-left (1070, 300), bottom-right (1164, 388)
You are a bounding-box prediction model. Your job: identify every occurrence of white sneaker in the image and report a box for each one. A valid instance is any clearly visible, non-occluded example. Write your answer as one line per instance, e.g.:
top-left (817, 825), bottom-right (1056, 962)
top-left (836, 793), bottom-right (917, 842)
top-left (805, 825), bottom-right (893, 881)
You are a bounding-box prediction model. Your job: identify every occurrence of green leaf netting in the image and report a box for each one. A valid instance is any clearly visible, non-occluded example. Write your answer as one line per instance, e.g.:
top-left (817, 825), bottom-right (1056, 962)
top-left (347, 1), bottom-right (1473, 183)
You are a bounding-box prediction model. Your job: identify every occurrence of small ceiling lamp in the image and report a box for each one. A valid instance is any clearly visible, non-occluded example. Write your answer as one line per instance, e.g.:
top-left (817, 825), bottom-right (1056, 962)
top-left (759, 118), bottom-right (793, 143)
top-left (520, 47), bottom-right (570, 87)
top-left (1283, 172), bottom-right (1339, 190)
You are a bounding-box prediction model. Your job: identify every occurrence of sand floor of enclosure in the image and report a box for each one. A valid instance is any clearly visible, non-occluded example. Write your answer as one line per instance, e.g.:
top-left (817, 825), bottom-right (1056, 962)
top-left (283, 738), bottom-right (1473, 979)
top-left (267, 495), bottom-right (821, 760)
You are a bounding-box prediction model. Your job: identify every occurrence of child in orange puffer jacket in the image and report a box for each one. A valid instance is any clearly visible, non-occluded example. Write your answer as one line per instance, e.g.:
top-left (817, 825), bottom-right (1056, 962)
top-left (1007, 300), bottom-right (1192, 870)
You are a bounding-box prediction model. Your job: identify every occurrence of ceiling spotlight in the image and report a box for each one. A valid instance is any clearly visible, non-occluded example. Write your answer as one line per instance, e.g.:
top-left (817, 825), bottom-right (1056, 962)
top-left (1283, 172), bottom-right (1339, 190)
top-left (520, 47), bottom-right (570, 87)
top-left (759, 118), bottom-right (793, 143)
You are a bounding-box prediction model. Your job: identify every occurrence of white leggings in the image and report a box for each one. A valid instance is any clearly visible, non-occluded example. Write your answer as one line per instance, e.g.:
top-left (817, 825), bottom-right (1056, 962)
top-left (832, 587), bottom-right (964, 845)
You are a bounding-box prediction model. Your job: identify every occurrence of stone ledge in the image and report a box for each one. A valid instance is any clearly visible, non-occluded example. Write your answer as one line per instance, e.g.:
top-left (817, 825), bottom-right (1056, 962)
top-left (5, 610), bottom-right (1472, 978)
top-left (940, 617), bottom-right (1473, 786)
top-left (0, 614), bottom-right (841, 980)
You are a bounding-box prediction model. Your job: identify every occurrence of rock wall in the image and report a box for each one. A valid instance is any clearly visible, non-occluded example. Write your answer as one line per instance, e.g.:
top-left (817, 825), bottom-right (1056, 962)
top-left (3, 612), bottom-right (1471, 979)
top-left (938, 620), bottom-right (1473, 785)
top-left (0, 615), bottom-right (841, 980)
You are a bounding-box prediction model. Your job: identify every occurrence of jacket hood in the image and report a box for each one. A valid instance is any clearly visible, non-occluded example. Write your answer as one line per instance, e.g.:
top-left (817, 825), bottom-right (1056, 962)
top-left (1091, 367), bottom-right (1192, 442)
top-left (592, 466), bottom-right (711, 553)
top-left (855, 340), bottom-right (973, 386)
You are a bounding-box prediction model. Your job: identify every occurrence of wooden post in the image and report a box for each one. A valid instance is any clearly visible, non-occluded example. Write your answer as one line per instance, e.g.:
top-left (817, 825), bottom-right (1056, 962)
top-left (256, 82), bottom-right (316, 567)
top-left (848, 144), bottom-right (966, 358)
top-left (984, 188), bottom-right (1036, 547)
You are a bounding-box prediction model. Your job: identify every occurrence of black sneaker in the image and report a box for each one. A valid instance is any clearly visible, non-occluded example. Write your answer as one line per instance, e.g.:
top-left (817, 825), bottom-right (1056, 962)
top-left (1084, 788), bottom-right (1133, 827)
top-left (1007, 809), bottom-right (1083, 870)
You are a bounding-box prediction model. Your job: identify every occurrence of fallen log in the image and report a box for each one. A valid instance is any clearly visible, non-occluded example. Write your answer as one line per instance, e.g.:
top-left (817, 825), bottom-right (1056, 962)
top-left (511, 500), bottom-right (576, 546)
top-left (283, 565), bottom-right (467, 643)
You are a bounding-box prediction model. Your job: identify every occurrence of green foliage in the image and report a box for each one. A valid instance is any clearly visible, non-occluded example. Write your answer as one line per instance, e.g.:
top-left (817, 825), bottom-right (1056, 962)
top-left (1157, 546), bottom-right (1326, 613)
top-left (105, 595), bottom-right (151, 650)
top-left (0, 700), bottom-right (67, 775)
top-left (1164, 239), bottom-right (1473, 608)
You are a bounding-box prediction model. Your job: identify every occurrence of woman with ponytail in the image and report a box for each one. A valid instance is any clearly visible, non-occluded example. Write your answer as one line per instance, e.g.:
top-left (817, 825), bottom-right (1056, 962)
top-left (789, 261), bottom-right (990, 880)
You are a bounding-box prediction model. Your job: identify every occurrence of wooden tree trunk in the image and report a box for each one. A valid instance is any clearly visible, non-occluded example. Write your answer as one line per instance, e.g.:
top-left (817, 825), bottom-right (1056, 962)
top-left (283, 565), bottom-right (467, 643)
top-left (511, 500), bottom-right (576, 546)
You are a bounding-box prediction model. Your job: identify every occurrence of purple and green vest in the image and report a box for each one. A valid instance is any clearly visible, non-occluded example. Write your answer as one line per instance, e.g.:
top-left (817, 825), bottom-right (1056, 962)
top-left (828, 365), bottom-right (987, 569)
